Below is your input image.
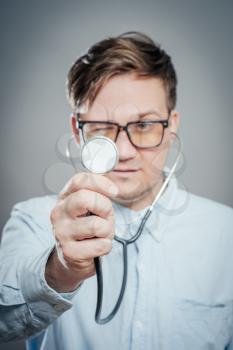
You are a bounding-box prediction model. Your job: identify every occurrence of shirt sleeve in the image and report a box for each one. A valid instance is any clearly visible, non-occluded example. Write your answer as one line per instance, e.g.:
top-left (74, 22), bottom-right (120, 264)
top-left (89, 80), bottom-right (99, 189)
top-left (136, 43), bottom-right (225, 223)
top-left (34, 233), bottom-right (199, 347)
top-left (0, 197), bottom-right (81, 343)
top-left (226, 330), bottom-right (233, 350)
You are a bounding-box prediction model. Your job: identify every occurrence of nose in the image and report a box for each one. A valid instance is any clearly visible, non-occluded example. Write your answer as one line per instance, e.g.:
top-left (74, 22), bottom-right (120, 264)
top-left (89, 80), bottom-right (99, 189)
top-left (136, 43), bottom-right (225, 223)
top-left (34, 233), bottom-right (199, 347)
top-left (115, 129), bottom-right (137, 160)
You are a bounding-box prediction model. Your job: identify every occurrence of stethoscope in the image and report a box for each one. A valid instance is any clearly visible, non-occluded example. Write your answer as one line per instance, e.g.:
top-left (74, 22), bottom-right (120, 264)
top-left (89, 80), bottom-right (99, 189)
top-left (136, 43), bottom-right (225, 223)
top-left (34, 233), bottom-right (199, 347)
top-left (66, 132), bottom-right (183, 324)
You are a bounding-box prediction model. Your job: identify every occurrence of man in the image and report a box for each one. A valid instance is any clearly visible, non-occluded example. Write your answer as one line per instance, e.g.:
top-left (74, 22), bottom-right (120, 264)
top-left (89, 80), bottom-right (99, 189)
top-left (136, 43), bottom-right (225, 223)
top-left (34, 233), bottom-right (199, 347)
top-left (0, 32), bottom-right (233, 350)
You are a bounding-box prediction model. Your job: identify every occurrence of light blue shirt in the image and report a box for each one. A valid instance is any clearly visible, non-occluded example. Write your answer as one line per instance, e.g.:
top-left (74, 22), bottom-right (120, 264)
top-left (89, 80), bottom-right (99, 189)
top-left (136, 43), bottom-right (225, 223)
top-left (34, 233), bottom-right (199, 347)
top-left (0, 176), bottom-right (233, 350)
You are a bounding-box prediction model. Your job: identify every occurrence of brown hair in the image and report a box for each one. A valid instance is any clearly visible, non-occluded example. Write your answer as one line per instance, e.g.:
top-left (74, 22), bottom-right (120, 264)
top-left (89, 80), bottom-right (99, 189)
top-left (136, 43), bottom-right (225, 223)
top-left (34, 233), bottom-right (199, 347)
top-left (67, 31), bottom-right (177, 113)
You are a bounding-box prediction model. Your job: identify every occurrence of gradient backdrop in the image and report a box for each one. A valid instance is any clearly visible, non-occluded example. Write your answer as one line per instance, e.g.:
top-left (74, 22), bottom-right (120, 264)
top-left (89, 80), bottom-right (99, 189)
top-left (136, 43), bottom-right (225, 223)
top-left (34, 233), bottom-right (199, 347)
top-left (0, 0), bottom-right (232, 349)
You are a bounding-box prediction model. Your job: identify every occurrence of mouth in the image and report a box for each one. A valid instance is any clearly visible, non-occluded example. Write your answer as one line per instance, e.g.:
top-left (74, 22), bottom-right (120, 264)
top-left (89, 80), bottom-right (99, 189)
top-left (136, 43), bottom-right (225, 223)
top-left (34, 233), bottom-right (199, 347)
top-left (113, 169), bottom-right (140, 176)
top-left (114, 169), bottom-right (138, 172)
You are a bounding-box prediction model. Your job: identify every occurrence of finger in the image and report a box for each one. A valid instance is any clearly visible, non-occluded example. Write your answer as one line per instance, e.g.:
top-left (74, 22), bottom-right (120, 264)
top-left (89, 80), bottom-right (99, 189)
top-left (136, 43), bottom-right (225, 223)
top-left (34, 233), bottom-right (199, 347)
top-left (72, 216), bottom-right (114, 240)
top-left (59, 173), bottom-right (118, 200)
top-left (54, 215), bottom-right (114, 242)
top-left (64, 189), bottom-right (114, 219)
top-left (62, 238), bottom-right (113, 261)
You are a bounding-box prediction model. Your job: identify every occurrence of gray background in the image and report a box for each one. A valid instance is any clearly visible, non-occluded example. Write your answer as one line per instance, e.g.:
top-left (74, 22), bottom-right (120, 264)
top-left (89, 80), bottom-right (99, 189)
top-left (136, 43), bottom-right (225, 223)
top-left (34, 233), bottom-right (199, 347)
top-left (0, 0), bottom-right (232, 349)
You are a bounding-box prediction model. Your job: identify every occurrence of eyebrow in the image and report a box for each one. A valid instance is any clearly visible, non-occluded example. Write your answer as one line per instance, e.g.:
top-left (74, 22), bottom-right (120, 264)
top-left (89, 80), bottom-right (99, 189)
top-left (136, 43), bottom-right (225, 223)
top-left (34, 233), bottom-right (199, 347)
top-left (77, 109), bottom-right (164, 121)
top-left (137, 110), bottom-right (163, 119)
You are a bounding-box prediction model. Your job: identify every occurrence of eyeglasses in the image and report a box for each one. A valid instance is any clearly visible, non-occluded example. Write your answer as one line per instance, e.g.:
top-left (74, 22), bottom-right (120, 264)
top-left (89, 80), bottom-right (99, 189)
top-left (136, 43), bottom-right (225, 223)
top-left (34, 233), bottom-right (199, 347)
top-left (77, 116), bottom-right (169, 148)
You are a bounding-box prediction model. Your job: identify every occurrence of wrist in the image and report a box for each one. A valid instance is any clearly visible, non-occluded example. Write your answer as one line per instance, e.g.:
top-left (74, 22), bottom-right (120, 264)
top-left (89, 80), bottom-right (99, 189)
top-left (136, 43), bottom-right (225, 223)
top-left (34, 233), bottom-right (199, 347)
top-left (45, 248), bottom-right (83, 293)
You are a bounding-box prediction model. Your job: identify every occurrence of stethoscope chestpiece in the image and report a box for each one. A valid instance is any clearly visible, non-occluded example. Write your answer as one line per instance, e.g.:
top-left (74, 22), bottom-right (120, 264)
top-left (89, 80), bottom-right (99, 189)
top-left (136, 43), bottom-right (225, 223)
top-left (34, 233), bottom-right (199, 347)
top-left (81, 136), bottom-right (119, 174)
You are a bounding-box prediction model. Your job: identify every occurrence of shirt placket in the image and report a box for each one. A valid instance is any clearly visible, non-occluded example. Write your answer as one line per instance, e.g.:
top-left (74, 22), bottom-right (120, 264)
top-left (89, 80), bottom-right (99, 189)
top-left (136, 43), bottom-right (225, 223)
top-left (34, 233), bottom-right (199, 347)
top-left (130, 228), bottom-right (153, 350)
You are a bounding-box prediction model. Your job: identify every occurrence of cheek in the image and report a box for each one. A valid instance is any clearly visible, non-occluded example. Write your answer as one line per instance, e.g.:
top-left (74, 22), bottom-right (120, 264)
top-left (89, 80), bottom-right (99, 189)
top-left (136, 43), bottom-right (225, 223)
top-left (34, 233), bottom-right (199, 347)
top-left (140, 146), bottom-right (169, 176)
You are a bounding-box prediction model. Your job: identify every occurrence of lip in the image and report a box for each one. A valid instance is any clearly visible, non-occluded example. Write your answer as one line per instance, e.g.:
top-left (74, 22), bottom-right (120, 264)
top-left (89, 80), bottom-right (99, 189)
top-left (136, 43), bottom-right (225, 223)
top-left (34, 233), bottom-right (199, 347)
top-left (113, 169), bottom-right (140, 177)
top-left (113, 169), bottom-right (139, 172)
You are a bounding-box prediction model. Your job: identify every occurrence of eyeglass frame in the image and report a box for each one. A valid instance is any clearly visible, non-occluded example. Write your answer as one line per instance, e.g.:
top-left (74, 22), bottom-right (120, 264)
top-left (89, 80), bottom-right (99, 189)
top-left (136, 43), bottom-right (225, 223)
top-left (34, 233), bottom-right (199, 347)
top-left (76, 113), bottom-right (170, 149)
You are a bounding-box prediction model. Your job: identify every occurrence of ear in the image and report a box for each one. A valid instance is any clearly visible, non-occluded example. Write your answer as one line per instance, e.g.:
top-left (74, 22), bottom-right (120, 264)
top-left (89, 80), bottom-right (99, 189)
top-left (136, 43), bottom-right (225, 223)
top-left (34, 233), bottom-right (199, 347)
top-left (168, 110), bottom-right (180, 134)
top-left (70, 115), bottom-right (80, 144)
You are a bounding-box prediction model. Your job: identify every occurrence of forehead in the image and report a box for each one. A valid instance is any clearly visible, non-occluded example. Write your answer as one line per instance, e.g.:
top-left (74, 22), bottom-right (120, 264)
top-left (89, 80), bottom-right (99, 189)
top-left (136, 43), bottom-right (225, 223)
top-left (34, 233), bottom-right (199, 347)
top-left (81, 73), bottom-right (168, 121)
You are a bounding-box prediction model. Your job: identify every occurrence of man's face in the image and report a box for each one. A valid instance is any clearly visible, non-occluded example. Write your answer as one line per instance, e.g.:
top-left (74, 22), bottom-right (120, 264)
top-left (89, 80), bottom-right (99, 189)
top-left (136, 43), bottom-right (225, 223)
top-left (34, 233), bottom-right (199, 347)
top-left (71, 73), bottom-right (179, 211)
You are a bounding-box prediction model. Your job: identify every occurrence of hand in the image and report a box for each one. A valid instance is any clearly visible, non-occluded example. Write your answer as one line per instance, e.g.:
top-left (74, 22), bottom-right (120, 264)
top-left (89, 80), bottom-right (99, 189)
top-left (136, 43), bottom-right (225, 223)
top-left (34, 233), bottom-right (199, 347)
top-left (45, 173), bottom-right (118, 293)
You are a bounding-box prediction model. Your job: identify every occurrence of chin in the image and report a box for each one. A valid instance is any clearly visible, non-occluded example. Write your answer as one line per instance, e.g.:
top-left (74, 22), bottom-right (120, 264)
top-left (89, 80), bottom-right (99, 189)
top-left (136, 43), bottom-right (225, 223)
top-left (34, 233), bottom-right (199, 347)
top-left (113, 196), bottom-right (141, 210)
top-left (112, 176), bottom-right (164, 210)
top-left (113, 187), bottom-right (151, 205)
top-left (114, 184), bottom-right (144, 199)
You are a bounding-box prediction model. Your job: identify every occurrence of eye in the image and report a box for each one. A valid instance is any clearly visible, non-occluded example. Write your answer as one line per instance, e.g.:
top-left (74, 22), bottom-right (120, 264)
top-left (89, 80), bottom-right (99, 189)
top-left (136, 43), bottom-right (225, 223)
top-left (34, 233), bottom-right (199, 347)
top-left (136, 122), bottom-right (151, 130)
top-left (93, 126), bottom-right (115, 132)
top-left (84, 123), bottom-right (117, 139)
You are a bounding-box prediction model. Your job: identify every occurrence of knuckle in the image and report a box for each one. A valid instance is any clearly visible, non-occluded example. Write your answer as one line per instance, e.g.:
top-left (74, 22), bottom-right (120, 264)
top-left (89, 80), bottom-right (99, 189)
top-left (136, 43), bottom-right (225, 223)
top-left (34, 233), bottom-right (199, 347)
top-left (72, 173), bottom-right (86, 188)
top-left (90, 216), bottom-right (101, 234)
top-left (64, 196), bottom-right (73, 214)
top-left (63, 198), bottom-right (71, 214)
top-left (104, 239), bottom-right (113, 254)
top-left (53, 220), bottom-right (69, 241)
top-left (104, 222), bottom-right (113, 237)
top-left (98, 199), bottom-right (112, 217)
top-left (50, 206), bottom-right (60, 223)
top-left (77, 189), bottom-right (89, 204)
top-left (62, 243), bottom-right (72, 262)
top-left (98, 239), bottom-right (112, 256)
top-left (104, 199), bottom-right (112, 212)
top-left (109, 229), bottom-right (115, 239)
top-left (66, 191), bottom-right (86, 214)
top-left (91, 218), bottom-right (110, 238)
top-left (77, 191), bottom-right (91, 212)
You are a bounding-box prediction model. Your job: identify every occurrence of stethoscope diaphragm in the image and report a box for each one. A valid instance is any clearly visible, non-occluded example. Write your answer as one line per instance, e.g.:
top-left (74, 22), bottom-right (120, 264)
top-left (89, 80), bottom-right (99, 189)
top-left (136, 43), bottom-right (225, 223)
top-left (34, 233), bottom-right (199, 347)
top-left (81, 136), bottom-right (119, 174)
